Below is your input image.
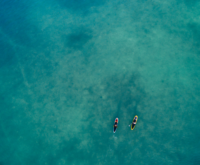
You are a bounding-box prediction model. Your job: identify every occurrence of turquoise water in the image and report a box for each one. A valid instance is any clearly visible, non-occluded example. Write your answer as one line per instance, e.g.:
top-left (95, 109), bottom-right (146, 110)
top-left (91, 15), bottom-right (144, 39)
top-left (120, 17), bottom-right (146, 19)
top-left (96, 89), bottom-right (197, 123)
top-left (0, 0), bottom-right (200, 164)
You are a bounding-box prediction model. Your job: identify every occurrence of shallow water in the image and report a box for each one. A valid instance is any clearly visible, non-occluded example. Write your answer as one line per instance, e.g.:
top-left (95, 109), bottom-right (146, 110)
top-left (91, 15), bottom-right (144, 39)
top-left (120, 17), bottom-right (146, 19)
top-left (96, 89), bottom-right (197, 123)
top-left (0, 0), bottom-right (200, 164)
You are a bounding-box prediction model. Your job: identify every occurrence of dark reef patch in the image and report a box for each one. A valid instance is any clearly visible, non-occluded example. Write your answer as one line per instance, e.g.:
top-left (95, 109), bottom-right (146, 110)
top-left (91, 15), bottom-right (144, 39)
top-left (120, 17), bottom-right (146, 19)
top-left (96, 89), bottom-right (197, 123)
top-left (65, 28), bottom-right (93, 50)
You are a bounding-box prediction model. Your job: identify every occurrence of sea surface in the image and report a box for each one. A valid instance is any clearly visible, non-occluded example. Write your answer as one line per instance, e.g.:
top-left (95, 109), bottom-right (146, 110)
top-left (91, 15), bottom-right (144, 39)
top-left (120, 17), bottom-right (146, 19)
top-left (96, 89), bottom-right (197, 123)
top-left (0, 0), bottom-right (200, 164)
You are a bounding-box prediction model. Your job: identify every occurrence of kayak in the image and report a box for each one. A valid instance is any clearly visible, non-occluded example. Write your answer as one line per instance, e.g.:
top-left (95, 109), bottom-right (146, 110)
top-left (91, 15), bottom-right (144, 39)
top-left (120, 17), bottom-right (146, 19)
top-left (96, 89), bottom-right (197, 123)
top-left (113, 118), bottom-right (119, 133)
top-left (131, 115), bottom-right (138, 130)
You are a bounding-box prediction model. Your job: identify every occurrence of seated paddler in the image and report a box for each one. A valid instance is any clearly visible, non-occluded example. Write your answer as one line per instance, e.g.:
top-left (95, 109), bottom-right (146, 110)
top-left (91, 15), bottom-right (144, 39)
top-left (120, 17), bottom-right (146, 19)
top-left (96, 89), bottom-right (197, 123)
top-left (114, 122), bottom-right (118, 128)
top-left (129, 116), bottom-right (137, 127)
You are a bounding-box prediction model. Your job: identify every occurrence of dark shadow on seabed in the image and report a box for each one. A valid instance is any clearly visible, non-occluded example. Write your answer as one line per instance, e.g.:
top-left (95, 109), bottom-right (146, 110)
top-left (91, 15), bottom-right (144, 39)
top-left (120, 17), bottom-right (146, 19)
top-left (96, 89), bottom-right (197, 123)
top-left (64, 28), bottom-right (93, 51)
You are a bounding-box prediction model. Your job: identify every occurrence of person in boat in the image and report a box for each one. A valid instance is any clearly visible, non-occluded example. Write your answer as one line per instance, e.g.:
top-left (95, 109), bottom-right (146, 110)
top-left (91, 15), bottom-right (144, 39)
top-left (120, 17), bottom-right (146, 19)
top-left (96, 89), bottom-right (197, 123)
top-left (114, 122), bottom-right (118, 128)
top-left (129, 117), bottom-right (137, 127)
